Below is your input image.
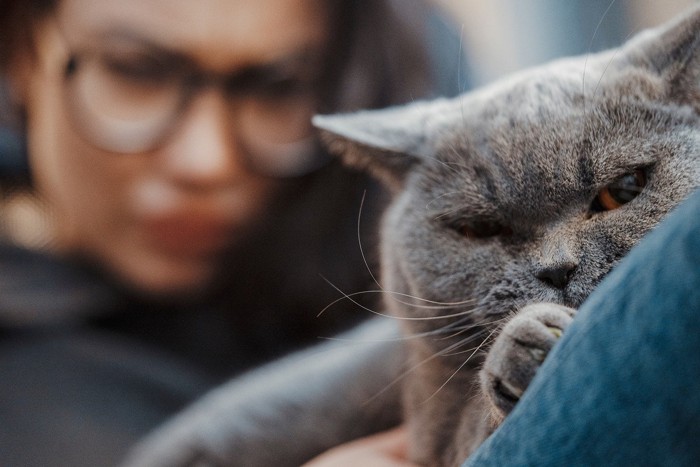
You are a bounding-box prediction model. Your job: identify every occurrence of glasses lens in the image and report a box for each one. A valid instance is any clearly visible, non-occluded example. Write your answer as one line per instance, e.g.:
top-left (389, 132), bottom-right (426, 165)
top-left (237, 86), bottom-right (327, 177)
top-left (65, 50), bottom-right (181, 153)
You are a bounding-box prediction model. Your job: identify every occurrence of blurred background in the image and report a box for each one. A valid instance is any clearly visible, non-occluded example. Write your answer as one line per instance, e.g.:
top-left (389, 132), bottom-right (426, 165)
top-left (435, 0), bottom-right (698, 86)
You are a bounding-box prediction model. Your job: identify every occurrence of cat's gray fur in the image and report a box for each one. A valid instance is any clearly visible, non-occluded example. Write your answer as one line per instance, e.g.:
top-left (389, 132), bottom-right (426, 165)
top-left (123, 8), bottom-right (700, 467)
top-left (315, 7), bottom-right (700, 466)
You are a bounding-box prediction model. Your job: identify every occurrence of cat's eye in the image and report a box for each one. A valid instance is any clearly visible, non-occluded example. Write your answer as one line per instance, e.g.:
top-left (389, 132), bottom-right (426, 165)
top-left (591, 169), bottom-right (647, 212)
top-left (457, 220), bottom-right (512, 239)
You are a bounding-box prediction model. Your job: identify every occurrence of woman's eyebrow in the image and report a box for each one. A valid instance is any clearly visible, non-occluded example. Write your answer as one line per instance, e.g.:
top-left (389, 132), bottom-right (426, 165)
top-left (243, 49), bottom-right (325, 76)
top-left (91, 29), bottom-right (194, 63)
top-left (93, 28), bottom-right (324, 75)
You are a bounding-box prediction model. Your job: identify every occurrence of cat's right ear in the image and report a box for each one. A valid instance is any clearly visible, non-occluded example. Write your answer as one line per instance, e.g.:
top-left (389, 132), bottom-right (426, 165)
top-left (624, 5), bottom-right (700, 111)
top-left (313, 99), bottom-right (451, 191)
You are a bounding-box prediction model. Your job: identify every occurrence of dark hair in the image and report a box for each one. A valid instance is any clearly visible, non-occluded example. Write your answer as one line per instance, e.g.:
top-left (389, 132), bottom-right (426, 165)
top-left (0, 0), bottom-right (433, 110)
top-left (0, 0), bottom-right (56, 72)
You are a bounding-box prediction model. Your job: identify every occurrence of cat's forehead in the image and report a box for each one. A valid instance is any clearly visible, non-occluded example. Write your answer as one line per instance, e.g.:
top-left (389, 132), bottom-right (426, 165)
top-left (433, 53), bottom-right (681, 180)
top-left (451, 51), bottom-right (661, 139)
top-left (464, 56), bottom-right (592, 121)
top-left (417, 54), bottom-right (699, 219)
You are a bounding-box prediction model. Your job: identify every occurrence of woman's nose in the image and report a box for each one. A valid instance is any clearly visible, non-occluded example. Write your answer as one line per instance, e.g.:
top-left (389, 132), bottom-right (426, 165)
top-left (157, 89), bottom-right (244, 189)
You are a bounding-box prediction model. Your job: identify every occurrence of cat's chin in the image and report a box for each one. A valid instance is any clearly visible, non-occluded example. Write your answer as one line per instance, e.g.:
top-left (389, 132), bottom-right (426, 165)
top-left (533, 283), bottom-right (593, 309)
top-left (560, 285), bottom-right (594, 309)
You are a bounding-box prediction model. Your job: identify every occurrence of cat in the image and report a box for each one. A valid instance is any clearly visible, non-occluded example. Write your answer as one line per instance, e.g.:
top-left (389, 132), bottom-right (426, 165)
top-left (313, 6), bottom-right (700, 466)
top-left (122, 8), bottom-right (700, 467)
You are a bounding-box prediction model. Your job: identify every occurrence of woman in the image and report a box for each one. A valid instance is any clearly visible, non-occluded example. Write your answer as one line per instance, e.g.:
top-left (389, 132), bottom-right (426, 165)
top-left (0, 0), bottom-right (467, 465)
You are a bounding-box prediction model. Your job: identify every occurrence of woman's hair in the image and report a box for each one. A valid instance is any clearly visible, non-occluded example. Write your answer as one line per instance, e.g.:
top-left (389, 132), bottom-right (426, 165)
top-left (0, 0), bottom-right (56, 72)
top-left (0, 0), bottom-right (434, 113)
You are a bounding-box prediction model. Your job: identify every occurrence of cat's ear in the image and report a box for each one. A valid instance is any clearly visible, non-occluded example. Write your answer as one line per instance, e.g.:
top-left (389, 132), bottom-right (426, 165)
top-left (625, 5), bottom-right (700, 110)
top-left (313, 99), bottom-right (451, 191)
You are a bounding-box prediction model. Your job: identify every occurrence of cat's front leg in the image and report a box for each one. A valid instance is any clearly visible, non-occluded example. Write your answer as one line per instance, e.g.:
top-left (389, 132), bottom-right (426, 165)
top-left (480, 303), bottom-right (576, 425)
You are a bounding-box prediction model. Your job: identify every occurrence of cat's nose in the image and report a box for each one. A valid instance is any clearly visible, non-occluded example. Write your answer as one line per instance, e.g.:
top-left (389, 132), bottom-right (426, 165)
top-left (535, 263), bottom-right (576, 289)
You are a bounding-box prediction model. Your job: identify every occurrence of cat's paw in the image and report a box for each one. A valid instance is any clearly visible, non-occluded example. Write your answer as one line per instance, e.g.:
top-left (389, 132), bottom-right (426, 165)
top-left (480, 303), bottom-right (576, 424)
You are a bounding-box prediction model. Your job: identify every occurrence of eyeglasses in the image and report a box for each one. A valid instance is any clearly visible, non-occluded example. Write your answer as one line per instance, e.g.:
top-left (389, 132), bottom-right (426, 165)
top-left (58, 29), bottom-right (330, 178)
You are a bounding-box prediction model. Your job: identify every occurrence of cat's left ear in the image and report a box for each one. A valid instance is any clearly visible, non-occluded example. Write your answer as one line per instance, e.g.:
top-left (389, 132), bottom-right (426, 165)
top-left (313, 98), bottom-right (453, 191)
top-left (625, 5), bottom-right (700, 111)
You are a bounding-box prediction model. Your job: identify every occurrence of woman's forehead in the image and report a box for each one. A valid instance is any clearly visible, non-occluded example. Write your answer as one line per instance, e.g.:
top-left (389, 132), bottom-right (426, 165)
top-left (56, 0), bottom-right (330, 69)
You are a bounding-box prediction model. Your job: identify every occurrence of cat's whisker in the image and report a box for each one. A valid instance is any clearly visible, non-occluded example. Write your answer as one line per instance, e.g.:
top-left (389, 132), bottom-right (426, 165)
top-left (421, 326), bottom-right (500, 404)
top-left (316, 287), bottom-right (478, 318)
top-left (350, 190), bottom-right (480, 318)
top-left (320, 277), bottom-right (486, 322)
top-left (437, 327), bottom-right (496, 355)
top-left (582, 0), bottom-right (618, 140)
top-left (438, 341), bottom-right (484, 358)
top-left (425, 154), bottom-right (466, 178)
top-left (444, 146), bottom-right (475, 173)
top-left (399, 321), bottom-right (489, 342)
top-left (356, 190), bottom-right (382, 290)
top-left (318, 326), bottom-right (454, 345)
top-left (362, 336), bottom-right (471, 406)
top-left (438, 315), bottom-right (510, 343)
top-left (391, 293), bottom-right (477, 307)
top-left (393, 300), bottom-right (480, 311)
top-left (433, 206), bottom-right (466, 221)
top-left (591, 30), bottom-right (636, 101)
top-left (457, 22), bottom-right (468, 119)
top-left (336, 284), bottom-right (478, 309)
top-left (406, 316), bottom-right (486, 343)
top-left (365, 323), bottom-right (499, 407)
top-left (425, 191), bottom-right (464, 211)
top-left (316, 285), bottom-right (371, 318)
top-left (375, 326), bottom-right (495, 414)
top-left (321, 308), bottom-right (502, 345)
top-left (582, 1), bottom-right (619, 88)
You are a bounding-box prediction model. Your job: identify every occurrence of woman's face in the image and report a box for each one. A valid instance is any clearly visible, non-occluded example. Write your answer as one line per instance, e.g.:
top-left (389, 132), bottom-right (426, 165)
top-left (18, 0), bottom-right (329, 296)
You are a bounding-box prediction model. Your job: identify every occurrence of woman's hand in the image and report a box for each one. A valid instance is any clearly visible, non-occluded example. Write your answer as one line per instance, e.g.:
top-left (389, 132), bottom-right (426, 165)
top-left (303, 427), bottom-right (418, 466)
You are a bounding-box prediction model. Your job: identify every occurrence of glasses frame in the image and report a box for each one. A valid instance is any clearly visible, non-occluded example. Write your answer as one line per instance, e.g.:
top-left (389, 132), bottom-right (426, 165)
top-left (53, 20), bottom-right (330, 178)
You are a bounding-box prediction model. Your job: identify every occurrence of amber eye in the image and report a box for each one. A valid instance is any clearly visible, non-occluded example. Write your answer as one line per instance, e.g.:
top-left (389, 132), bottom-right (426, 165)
top-left (591, 169), bottom-right (647, 212)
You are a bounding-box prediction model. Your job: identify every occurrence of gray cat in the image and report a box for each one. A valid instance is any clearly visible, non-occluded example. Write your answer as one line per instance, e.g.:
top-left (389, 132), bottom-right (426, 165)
top-left (313, 6), bottom-right (700, 466)
top-left (123, 7), bottom-right (700, 467)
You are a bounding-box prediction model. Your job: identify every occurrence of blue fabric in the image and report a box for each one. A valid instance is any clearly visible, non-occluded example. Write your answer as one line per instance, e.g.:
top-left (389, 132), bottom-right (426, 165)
top-left (464, 188), bottom-right (700, 467)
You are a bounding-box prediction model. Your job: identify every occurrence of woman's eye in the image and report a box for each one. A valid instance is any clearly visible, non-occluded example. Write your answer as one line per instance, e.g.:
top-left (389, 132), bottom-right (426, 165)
top-left (101, 53), bottom-right (170, 84)
top-left (256, 77), bottom-right (313, 100)
top-left (591, 169), bottom-right (647, 212)
top-left (456, 220), bottom-right (512, 239)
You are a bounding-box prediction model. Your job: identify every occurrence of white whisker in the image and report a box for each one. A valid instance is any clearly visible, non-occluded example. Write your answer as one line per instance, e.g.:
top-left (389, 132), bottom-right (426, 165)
top-left (356, 190), bottom-right (381, 289)
top-left (362, 336), bottom-right (468, 406)
top-left (422, 326), bottom-right (500, 404)
top-left (319, 275), bottom-right (478, 316)
top-left (425, 191), bottom-right (464, 211)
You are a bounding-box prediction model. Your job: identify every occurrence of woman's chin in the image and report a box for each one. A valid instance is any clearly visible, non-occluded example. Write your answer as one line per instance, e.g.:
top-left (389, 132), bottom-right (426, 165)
top-left (109, 250), bottom-right (220, 301)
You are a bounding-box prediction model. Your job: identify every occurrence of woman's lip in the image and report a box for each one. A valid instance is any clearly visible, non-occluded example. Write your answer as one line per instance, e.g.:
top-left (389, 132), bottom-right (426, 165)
top-left (142, 215), bottom-right (235, 257)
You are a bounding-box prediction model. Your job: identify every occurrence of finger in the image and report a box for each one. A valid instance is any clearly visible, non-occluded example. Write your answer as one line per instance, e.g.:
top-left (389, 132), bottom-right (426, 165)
top-left (302, 427), bottom-right (417, 467)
